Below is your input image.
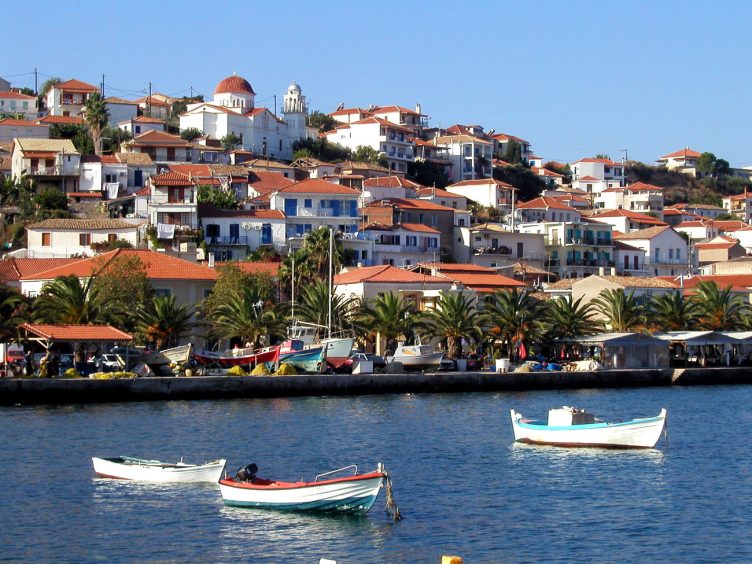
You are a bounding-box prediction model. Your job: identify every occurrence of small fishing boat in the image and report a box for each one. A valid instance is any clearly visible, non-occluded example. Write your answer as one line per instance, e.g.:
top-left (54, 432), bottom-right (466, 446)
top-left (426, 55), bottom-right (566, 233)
top-left (92, 456), bottom-right (227, 483)
top-left (287, 322), bottom-right (354, 370)
top-left (510, 407), bottom-right (668, 449)
top-left (194, 345), bottom-right (280, 368)
top-left (386, 344), bottom-right (443, 369)
top-left (277, 340), bottom-right (327, 373)
top-left (219, 463), bottom-right (389, 514)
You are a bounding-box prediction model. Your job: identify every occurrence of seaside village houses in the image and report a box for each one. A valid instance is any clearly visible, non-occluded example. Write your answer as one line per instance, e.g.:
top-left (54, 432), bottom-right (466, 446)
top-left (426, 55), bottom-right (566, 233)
top-left (4, 69), bottom-right (752, 354)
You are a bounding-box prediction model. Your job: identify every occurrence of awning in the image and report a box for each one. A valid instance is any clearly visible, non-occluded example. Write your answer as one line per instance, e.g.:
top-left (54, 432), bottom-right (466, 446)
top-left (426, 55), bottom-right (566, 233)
top-left (20, 323), bottom-right (132, 348)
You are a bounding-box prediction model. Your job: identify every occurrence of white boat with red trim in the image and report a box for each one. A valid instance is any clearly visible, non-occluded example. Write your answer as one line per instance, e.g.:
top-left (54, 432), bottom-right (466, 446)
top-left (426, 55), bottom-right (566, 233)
top-left (219, 463), bottom-right (387, 513)
top-left (510, 407), bottom-right (667, 449)
top-left (92, 456), bottom-right (227, 483)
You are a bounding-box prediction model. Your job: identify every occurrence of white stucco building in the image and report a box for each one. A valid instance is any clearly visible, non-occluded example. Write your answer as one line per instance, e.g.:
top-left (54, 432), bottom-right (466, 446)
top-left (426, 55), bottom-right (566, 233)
top-left (0, 91), bottom-right (38, 120)
top-left (570, 157), bottom-right (625, 193)
top-left (26, 218), bottom-right (140, 258)
top-left (325, 117), bottom-right (415, 174)
top-left (613, 225), bottom-right (689, 276)
top-left (179, 75), bottom-right (313, 161)
top-left (0, 118), bottom-right (49, 142)
top-left (45, 79), bottom-right (99, 117)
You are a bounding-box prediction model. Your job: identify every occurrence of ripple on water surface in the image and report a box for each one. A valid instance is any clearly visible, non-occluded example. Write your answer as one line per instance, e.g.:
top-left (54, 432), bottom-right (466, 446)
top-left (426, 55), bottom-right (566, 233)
top-left (1, 386), bottom-right (752, 562)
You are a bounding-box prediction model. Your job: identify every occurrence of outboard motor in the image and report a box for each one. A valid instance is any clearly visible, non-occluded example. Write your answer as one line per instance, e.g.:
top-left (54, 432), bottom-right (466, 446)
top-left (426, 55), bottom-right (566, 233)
top-left (236, 463), bottom-right (258, 482)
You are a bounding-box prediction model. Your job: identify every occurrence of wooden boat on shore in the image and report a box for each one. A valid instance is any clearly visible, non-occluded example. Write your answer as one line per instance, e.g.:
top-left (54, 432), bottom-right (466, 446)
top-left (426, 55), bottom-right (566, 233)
top-left (219, 463), bottom-right (386, 513)
top-left (92, 456), bottom-right (227, 482)
top-left (386, 344), bottom-right (443, 369)
top-left (510, 407), bottom-right (667, 449)
top-left (194, 345), bottom-right (280, 368)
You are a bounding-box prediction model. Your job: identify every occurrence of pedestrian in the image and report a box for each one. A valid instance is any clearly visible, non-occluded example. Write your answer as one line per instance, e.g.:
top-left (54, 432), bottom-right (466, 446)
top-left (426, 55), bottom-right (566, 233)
top-left (25, 351), bottom-right (35, 377)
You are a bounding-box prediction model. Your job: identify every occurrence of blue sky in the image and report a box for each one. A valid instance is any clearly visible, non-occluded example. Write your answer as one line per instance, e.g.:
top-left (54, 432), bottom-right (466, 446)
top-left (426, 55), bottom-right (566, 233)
top-left (4, 1), bottom-right (751, 166)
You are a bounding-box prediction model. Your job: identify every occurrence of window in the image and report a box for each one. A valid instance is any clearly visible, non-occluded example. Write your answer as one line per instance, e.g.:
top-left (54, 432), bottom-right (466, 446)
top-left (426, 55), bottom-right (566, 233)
top-left (304, 199), bottom-right (312, 208)
top-left (155, 288), bottom-right (171, 297)
top-left (79, 233), bottom-right (91, 246)
top-left (431, 214), bottom-right (437, 227)
top-left (42, 232), bottom-right (51, 246)
top-left (135, 125), bottom-right (141, 134)
top-left (108, 234), bottom-right (117, 242)
top-left (458, 218), bottom-right (465, 227)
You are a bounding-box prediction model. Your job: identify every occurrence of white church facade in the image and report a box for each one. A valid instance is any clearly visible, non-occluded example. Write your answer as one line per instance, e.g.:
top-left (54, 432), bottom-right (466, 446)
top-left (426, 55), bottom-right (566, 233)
top-left (179, 75), bottom-right (315, 161)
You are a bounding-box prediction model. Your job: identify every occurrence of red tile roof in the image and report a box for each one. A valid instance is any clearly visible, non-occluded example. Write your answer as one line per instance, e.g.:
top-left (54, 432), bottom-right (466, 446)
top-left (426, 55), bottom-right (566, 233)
top-left (371, 105), bottom-right (420, 116)
top-left (0, 91), bottom-right (36, 100)
top-left (443, 272), bottom-right (526, 290)
top-left (37, 115), bottom-right (84, 125)
top-left (23, 249), bottom-right (218, 281)
top-left (0, 118), bottom-right (46, 128)
top-left (334, 265), bottom-right (449, 285)
top-left (575, 158), bottom-right (621, 165)
top-left (363, 176), bottom-right (423, 189)
top-left (613, 225), bottom-right (672, 240)
top-left (0, 258), bottom-right (79, 282)
top-left (366, 198), bottom-right (455, 212)
top-left (517, 196), bottom-right (578, 211)
top-left (602, 181), bottom-right (663, 193)
top-left (350, 116), bottom-right (414, 134)
top-left (417, 263), bottom-right (496, 273)
top-left (20, 323), bottom-right (133, 342)
top-left (214, 75), bottom-right (256, 95)
top-left (276, 178), bottom-right (359, 195)
top-left (130, 130), bottom-right (191, 147)
top-left (667, 274), bottom-right (752, 290)
top-left (56, 79), bottom-right (99, 93)
top-left (416, 187), bottom-right (465, 199)
top-left (591, 209), bottom-right (666, 225)
top-left (248, 170), bottom-right (295, 194)
top-left (448, 178), bottom-right (514, 189)
top-left (660, 147), bottom-right (701, 160)
top-left (492, 132), bottom-right (529, 144)
top-left (363, 222), bottom-right (440, 234)
top-left (577, 175), bottom-right (602, 181)
top-left (215, 261), bottom-right (280, 276)
top-left (150, 171), bottom-right (194, 187)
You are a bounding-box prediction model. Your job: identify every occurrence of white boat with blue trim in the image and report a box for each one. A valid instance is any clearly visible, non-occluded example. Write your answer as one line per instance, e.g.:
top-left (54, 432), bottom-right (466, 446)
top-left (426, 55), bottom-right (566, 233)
top-left (219, 463), bottom-right (387, 513)
top-left (92, 456), bottom-right (227, 483)
top-left (510, 406), bottom-right (667, 449)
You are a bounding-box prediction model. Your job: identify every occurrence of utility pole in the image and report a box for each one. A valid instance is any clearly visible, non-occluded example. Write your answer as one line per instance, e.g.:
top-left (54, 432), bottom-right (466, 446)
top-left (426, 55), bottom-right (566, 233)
top-left (190, 86), bottom-right (193, 98)
top-left (101, 74), bottom-right (105, 97)
top-left (273, 94), bottom-right (277, 116)
top-left (34, 68), bottom-right (38, 95)
top-left (148, 82), bottom-right (152, 117)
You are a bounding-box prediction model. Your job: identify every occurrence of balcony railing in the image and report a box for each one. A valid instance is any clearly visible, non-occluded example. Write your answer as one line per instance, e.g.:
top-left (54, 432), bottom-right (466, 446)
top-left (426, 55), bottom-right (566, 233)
top-left (651, 257), bottom-right (684, 265)
top-left (28, 166), bottom-right (80, 176)
top-left (205, 236), bottom-right (250, 246)
top-left (565, 260), bottom-right (616, 267)
top-left (150, 194), bottom-right (196, 205)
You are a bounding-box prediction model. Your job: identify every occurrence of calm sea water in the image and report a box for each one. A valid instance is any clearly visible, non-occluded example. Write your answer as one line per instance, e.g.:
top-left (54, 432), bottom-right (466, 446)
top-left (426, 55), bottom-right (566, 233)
top-left (1, 385), bottom-right (751, 563)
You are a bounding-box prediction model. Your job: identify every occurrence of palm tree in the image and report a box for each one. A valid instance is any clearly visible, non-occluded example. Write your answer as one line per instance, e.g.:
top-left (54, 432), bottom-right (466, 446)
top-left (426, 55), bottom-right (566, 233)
top-left (419, 292), bottom-right (482, 359)
top-left (691, 281), bottom-right (746, 331)
top-left (544, 295), bottom-right (599, 339)
top-left (300, 227), bottom-right (344, 282)
top-left (481, 289), bottom-right (546, 358)
top-left (295, 280), bottom-right (362, 340)
top-left (33, 275), bottom-right (114, 325)
top-left (649, 291), bottom-right (697, 332)
top-left (210, 285), bottom-right (287, 347)
top-left (135, 295), bottom-right (197, 349)
top-left (0, 285), bottom-right (26, 342)
top-left (83, 92), bottom-right (109, 156)
top-left (592, 289), bottom-right (647, 333)
top-left (359, 291), bottom-right (414, 355)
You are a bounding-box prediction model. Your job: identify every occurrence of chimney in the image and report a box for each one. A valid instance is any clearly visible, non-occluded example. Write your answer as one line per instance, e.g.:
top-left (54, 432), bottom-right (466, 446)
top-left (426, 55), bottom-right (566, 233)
top-left (610, 267), bottom-right (617, 276)
top-left (415, 103), bottom-right (422, 115)
top-left (598, 266), bottom-right (605, 276)
top-left (208, 252), bottom-right (215, 268)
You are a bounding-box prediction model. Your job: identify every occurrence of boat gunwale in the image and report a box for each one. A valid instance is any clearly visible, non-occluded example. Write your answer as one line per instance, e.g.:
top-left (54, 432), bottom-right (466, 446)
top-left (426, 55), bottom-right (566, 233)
top-left (219, 470), bottom-right (385, 491)
top-left (511, 409), bottom-right (666, 431)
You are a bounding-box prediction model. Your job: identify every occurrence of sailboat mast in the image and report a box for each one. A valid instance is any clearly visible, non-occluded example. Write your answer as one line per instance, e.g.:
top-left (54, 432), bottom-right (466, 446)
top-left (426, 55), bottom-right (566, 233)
top-left (328, 226), bottom-right (333, 339)
top-left (291, 251), bottom-right (295, 321)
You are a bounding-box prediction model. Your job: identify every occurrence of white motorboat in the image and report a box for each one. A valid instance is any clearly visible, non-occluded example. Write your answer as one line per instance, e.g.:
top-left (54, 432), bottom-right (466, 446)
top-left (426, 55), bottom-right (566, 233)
top-left (510, 407), bottom-right (667, 449)
top-left (92, 456), bottom-right (226, 483)
top-left (386, 345), bottom-right (443, 369)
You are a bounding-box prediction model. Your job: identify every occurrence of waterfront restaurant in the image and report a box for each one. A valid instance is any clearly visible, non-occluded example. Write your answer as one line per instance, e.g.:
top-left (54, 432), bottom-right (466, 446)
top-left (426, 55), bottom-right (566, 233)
top-left (560, 333), bottom-right (670, 369)
top-left (654, 331), bottom-right (746, 367)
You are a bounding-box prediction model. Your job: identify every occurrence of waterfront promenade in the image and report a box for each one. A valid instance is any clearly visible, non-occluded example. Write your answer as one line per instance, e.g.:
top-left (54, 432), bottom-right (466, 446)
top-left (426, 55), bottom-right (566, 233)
top-left (1, 367), bottom-right (750, 405)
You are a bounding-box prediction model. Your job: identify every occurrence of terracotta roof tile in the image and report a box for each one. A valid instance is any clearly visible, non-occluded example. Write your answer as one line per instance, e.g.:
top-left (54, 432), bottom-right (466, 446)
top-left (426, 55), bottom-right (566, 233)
top-left (197, 203), bottom-right (284, 219)
top-left (116, 152), bottom-right (154, 165)
top-left (334, 265), bottom-right (449, 285)
top-left (660, 147), bottom-right (701, 159)
top-left (37, 115), bottom-right (84, 125)
top-left (448, 178), bottom-right (514, 189)
top-left (0, 258), bottom-right (79, 282)
top-left (23, 249), bottom-right (217, 281)
top-left (247, 170), bottom-right (295, 194)
top-left (0, 118), bottom-right (47, 128)
top-left (215, 261), bottom-right (280, 276)
top-left (591, 209), bottom-right (666, 225)
top-left (364, 176), bottom-right (423, 189)
top-left (27, 218), bottom-right (138, 230)
top-left (613, 225), bottom-right (672, 240)
top-left (20, 323), bottom-right (132, 342)
top-left (150, 171), bottom-right (194, 187)
top-left (517, 196), bottom-right (578, 211)
top-left (366, 197), bottom-right (454, 211)
top-left (56, 79), bottom-right (99, 93)
top-left (276, 178), bottom-right (359, 195)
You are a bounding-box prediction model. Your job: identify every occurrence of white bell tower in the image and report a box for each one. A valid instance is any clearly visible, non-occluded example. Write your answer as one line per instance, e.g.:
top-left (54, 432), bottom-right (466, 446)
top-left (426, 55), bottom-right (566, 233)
top-left (283, 81), bottom-right (307, 138)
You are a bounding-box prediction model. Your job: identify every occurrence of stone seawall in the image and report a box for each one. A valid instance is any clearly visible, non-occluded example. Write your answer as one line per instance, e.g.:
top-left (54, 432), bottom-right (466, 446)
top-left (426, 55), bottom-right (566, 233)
top-left (0, 368), bottom-right (678, 406)
top-left (1, 367), bottom-right (751, 405)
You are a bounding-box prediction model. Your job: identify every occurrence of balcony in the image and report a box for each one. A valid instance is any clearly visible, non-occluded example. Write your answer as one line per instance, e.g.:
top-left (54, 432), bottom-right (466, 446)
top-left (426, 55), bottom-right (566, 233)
top-left (150, 194), bottom-right (196, 205)
top-left (566, 260), bottom-right (616, 267)
top-left (28, 166), bottom-right (80, 177)
top-left (475, 245), bottom-right (512, 256)
top-left (205, 236), bottom-right (250, 246)
top-left (652, 257), bottom-right (684, 265)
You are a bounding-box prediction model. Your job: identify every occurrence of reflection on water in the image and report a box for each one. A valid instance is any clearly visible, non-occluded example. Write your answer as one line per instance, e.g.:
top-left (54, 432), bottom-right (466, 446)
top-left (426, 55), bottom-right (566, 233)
top-left (2, 387), bottom-right (752, 562)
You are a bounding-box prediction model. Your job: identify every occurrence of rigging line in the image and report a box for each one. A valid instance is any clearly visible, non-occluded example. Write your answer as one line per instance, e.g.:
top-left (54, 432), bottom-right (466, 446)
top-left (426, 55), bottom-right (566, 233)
top-left (0, 71), bottom-right (36, 78)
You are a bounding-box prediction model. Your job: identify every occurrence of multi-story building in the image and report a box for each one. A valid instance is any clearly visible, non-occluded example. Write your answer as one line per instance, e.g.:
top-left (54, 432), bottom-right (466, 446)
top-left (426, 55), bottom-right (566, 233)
top-left (570, 157), bottom-right (625, 192)
top-left (147, 171), bottom-right (198, 229)
top-left (454, 223), bottom-right (545, 271)
top-left (722, 192), bottom-right (752, 223)
top-left (515, 196), bottom-right (581, 224)
top-left (594, 182), bottom-right (664, 214)
top-left (492, 133), bottom-right (533, 163)
top-left (11, 138), bottom-right (80, 193)
top-left (517, 220), bottom-right (615, 279)
top-left (589, 209), bottom-right (667, 233)
top-left (360, 222), bottom-right (441, 267)
top-left (445, 178), bottom-right (514, 212)
top-left (45, 79), bottom-right (99, 117)
top-left (325, 117), bottom-right (415, 174)
top-left (198, 203), bottom-right (287, 261)
top-left (25, 218), bottom-right (139, 258)
top-left (122, 130), bottom-right (193, 164)
top-left (433, 134), bottom-right (493, 182)
top-left (0, 91), bottom-right (38, 120)
top-left (269, 178), bottom-right (361, 239)
top-left (657, 147), bottom-right (701, 174)
top-left (0, 118), bottom-right (49, 142)
top-left (613, 225), bottom-right (689, 277)
top-left (103, 97), bottom-right (139, 127)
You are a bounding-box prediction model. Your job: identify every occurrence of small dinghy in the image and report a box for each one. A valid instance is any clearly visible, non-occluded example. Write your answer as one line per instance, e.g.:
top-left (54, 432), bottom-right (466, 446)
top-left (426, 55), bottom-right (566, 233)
top-left (219, 462), bottom-right (399, 516)
top-left (92, 456), bottom-right (227, 483)
top-left (510, 406), bottom-right (667, 449)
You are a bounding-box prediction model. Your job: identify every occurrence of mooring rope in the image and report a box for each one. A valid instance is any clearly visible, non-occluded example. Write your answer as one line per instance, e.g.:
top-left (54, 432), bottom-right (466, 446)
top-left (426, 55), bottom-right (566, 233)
top-left (384, 470), bottom-right (403, 522)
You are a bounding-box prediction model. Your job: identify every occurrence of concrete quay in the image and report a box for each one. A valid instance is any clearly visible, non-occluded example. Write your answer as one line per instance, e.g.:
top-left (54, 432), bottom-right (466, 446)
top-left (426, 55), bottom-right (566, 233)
top-left (1, 367), bottom-right (751, 405)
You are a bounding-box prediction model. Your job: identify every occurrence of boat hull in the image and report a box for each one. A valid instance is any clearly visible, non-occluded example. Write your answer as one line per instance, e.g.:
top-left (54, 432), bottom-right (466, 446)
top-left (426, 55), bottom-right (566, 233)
top-left (388, 352), bottom-right (444, 369)
top-left (219, 472), bottom-right (384, 513)
top-left (92, 457), bottom-right (227, 483)
top-left (278, 346), bottom-right (326, 373)
top-left (510, 409), bottom-right (667, 449)
top-left (195, 347), bottom-right (279, 368)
